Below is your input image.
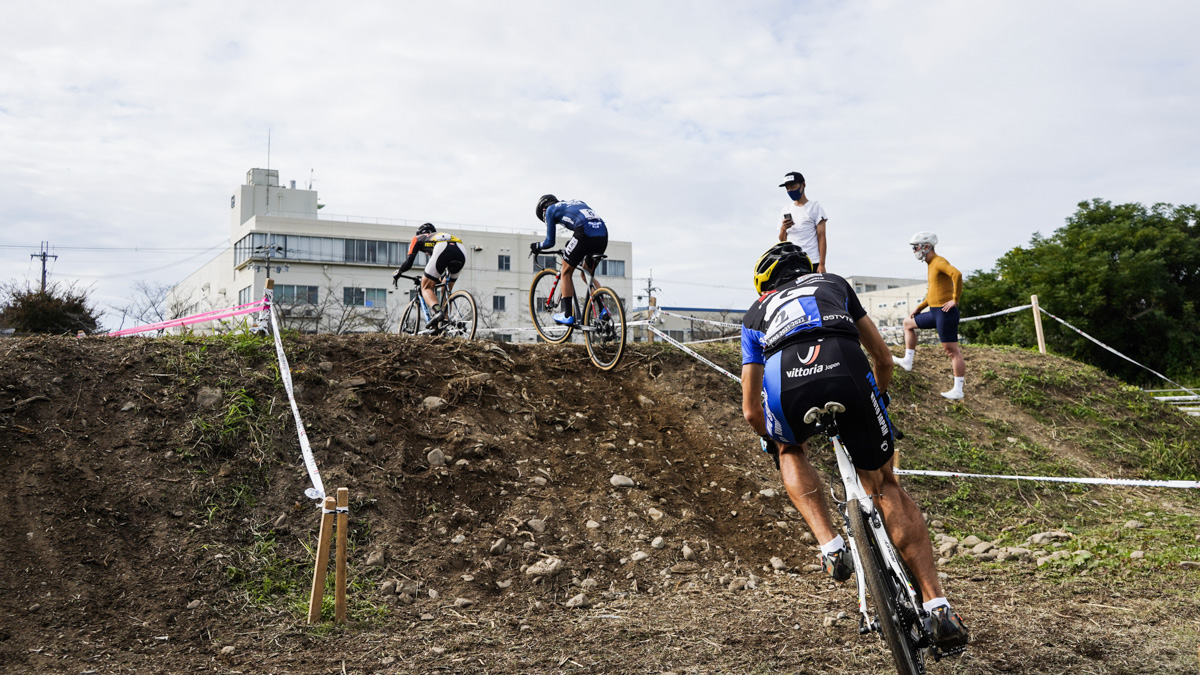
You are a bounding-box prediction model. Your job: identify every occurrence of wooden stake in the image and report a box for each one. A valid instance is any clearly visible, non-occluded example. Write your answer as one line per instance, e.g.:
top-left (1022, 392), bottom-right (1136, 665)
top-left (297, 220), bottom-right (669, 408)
top-left (335, 487), bottom-right (349, 624)
top-left (266, 278), bottom-right (275, 290)
top-left (307, 496), bottom-right (336, 624)
top-left (1030, 294), bottom-right (1046, 355)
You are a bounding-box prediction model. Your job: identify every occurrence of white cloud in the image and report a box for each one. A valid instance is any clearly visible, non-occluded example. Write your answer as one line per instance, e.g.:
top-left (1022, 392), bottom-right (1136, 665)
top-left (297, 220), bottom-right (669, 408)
top-left (1, 0), bottom-right (1197, 319)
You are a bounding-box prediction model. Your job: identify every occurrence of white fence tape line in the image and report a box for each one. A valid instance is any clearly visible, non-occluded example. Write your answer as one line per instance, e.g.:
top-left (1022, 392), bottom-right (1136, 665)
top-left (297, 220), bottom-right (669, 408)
top-left (658, 309), bottom-right (742, 329)
top-left (683, 335), bottom-right (741, 345)
top-left (1038, 308), bottom-right (1200, 399)
top-left (895, 468), bottom-right (1200, 489)
top-left (958, 304), bottom-right (1033, 323)
top-left (267, 302), bottom-right (326, 501)
top-left (647, 325), bottom-right (742, 384)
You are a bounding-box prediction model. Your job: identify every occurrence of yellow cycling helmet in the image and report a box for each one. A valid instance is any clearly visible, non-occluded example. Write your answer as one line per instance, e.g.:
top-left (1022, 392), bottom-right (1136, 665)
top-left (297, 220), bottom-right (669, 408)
top-left (754, 242), bottom-right (813, 294)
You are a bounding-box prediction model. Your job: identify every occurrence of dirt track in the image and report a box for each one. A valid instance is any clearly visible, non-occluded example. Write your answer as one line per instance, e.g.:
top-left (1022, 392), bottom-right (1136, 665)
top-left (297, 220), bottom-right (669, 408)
top-left (1, 334), bottom-right (1198, 673)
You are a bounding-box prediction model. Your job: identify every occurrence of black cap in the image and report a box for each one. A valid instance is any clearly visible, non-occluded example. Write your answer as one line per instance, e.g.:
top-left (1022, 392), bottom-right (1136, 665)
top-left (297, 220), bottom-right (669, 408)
top-left (778, 171), bottom-right (805, 187)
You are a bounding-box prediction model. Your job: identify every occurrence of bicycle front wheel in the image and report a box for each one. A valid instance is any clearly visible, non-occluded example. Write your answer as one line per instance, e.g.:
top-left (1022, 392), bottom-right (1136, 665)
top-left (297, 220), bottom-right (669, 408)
top-left (583, 287), bottom-right (626, 371)
top-left (398, 300), bottom-right (420, 335)
top-left (848, 499), bottom-right (925, 675)
top-left (528, 268), bottom-right (572, 343)
top-left (443, 291), bottom-right (477, 340)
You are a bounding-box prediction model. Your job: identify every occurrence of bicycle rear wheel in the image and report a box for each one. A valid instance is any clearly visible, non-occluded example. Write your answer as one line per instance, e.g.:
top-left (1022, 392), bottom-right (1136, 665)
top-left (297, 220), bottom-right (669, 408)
top-left (398, 300), bottom-right (420, 335)
top-left (528, 268), bottom-right (572, 343)
top-left (848, 499), bottom-right (925, 675)
top-left (443, 291), bottom-right (477, 340)
top-left (583, 287), bottom-right (625, 371)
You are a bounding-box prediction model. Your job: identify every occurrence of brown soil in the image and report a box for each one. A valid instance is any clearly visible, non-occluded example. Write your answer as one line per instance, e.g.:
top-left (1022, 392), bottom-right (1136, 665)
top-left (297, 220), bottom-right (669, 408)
top-left (1, 335), bottom-right (1198, 674)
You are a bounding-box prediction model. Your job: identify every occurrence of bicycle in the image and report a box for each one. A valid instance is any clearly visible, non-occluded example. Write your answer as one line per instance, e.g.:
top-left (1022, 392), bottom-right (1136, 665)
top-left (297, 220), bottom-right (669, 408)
top-left (394, 273), bottom-right (477, 340)
top-left (803, 401), bottom-right (964, 674)
top-left (527, 249), bottom-right (626, 370)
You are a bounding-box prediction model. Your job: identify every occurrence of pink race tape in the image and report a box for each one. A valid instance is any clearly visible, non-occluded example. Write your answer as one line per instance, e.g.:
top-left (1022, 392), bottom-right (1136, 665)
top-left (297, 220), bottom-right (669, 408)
top-left (108, 301), bottom-right (267, 336)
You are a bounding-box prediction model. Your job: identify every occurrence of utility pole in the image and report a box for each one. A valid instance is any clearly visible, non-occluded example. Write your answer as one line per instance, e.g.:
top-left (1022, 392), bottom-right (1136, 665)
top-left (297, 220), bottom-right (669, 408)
top-left (31, 242), bottom-right (57, 292)
top-left (638, 269), bottom-right (662, 342)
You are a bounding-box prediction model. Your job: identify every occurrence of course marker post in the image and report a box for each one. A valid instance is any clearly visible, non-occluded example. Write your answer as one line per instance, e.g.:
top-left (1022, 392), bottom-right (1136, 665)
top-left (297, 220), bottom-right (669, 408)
top-left (1030, 294), bottom-right (1046, 354)
top-left (335, 487), bottom-right (349, 624)
top-left (307, 496), bottom-right (336, 623)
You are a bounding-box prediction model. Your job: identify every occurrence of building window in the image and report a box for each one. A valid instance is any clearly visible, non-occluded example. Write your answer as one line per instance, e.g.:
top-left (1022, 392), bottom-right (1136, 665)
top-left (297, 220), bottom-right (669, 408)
top-left (238, 286), bottom-right (252, 305)
top-left (493, 334), bottom-right (513, 343)
top-left (865, 284), bottom-right (877, 292)
top-left (666, 330), bottom-right (686, 341)
top-left (596, 259), bottom-right (626, 277)
top-left (343, 287), bottom-right (387, 307)
top-left (498, 255), bottom-right (511, 271)
top-left (276, 284), bottom-right (318, 305)
top-left (493, 295), bottom-right (506, 311)
top-left (535, 254), bottom-right (557, 271)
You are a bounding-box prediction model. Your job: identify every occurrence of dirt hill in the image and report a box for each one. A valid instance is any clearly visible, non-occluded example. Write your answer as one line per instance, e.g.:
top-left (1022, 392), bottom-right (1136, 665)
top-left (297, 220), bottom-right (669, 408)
top-left (1, 334), bottom-right (1198, 673)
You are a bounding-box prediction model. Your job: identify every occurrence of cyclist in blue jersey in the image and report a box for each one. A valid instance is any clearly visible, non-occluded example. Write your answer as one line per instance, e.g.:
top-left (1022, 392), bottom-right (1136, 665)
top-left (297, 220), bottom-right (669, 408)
top-left (529, 194), bottom-right (609, 326)
top-left (740, 242), bottom-right (968, 651)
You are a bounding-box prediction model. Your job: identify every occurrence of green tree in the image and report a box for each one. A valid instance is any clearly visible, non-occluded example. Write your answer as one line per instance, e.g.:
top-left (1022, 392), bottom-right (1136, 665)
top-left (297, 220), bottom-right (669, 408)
top-left (0, 281), bottom-right (102, 335)
top-left (961, 200), bottom-right (1200, 383)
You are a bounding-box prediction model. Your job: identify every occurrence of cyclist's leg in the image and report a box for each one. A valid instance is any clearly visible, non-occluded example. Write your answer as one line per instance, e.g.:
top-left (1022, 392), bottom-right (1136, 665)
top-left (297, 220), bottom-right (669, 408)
top-left (856, 461), bottom-right (943, 602)
top-left (778, 441), bottom-right (840, 544)
top-left (444, 243), bottom-right (466, 296)
top-left (559, 233), bottom-right (589, 320)
top-left (423, 242), bottom-right (449, 310)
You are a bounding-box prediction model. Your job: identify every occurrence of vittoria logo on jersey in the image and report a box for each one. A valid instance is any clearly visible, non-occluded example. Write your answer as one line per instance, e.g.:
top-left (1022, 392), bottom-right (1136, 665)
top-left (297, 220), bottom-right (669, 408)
top-left (797, 344), bottom-right (821, 365)
top-left (786, 358), bottom-right (840, 379)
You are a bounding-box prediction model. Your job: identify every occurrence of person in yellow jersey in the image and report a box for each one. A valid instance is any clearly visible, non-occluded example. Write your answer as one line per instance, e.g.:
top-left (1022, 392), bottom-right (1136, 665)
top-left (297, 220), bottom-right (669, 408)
top-left (393, 223), bottom-right (465, 328)
top-left (894, 232), bottom-right (966, 399)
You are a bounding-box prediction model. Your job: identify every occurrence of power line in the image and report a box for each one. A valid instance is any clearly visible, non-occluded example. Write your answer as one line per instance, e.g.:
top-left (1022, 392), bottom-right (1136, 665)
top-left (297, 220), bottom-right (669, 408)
top-left (0, 243), bottom-right (227, 252)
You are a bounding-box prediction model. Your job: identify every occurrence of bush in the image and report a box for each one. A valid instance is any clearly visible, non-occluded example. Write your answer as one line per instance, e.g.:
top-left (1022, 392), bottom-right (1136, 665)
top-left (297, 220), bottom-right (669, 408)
top-left (0, 281), bottom-right (102, 335)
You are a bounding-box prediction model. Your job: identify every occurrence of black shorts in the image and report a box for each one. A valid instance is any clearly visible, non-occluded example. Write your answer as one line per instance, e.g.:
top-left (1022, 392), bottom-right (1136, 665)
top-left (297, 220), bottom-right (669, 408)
top-left (914, 305), bottom-right (959, 343)
top-left (563, 230), bottom-right (608, 269)
top-left (762, 336), bottom-right (895, 471)
top-left (423, 241), bottom-right (466, 282)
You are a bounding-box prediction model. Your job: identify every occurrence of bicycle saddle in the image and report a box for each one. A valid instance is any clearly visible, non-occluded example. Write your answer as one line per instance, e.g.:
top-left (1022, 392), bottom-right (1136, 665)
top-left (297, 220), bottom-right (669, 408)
top-left (803, 401), bottom-right (846, 425)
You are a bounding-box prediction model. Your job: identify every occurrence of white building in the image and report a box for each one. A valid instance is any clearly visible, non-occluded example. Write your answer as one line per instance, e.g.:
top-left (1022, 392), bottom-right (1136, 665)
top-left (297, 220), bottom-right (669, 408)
top-left (167, 169), bottom-right (634, 341)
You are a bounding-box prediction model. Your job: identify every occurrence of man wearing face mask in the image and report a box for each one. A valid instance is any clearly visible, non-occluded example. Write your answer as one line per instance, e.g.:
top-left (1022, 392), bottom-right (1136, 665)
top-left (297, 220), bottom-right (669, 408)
top-left (777, 171), bottom-right (828, 273)
top-left (895, 231), bottom-right (966, 400)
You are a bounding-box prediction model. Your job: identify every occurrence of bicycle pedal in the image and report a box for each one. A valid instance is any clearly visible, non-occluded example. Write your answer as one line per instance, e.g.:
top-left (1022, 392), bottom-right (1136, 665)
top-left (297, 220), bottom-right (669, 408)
top-left (932, 645), bottom-right (967, 661)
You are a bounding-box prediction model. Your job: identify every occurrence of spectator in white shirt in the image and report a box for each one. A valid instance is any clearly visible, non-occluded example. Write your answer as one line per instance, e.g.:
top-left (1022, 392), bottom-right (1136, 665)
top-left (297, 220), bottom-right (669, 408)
top-left (777, 171), bottom-right (828, 273)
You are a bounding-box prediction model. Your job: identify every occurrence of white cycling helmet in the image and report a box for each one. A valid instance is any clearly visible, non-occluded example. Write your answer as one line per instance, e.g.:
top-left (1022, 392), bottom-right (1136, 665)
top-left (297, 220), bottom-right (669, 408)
top-left (909, 231), bottom-right (937, 261)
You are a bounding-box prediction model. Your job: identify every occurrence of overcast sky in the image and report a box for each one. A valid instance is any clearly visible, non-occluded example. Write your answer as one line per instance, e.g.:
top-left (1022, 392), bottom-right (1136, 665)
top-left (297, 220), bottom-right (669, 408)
top-left (2, 1), bottom-right (1198, 325)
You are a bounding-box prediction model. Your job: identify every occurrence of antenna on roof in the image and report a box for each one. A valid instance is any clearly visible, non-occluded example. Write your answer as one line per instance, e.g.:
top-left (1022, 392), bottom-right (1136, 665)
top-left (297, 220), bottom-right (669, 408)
top-left (308, 169), bottom-right (315, 190)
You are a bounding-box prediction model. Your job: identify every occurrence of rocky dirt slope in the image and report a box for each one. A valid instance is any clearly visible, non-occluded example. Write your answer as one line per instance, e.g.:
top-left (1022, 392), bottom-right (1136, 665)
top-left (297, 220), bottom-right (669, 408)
top-left (1, 334), bottom-right (1198, 673)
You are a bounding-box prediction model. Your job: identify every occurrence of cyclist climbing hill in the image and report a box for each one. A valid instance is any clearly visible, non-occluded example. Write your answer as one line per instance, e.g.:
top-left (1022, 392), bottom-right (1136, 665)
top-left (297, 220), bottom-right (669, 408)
top-left (393, 223), bottom-right (466, 328)
top-left (739, 242), bottom-right (969, 651)
top-left (529, 195), bottom-right (608, 326)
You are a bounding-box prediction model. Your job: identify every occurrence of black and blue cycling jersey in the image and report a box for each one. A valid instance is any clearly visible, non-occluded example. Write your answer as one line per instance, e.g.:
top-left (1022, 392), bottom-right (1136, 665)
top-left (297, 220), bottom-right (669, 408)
top-left (539, 200), bottom-right (608, 249)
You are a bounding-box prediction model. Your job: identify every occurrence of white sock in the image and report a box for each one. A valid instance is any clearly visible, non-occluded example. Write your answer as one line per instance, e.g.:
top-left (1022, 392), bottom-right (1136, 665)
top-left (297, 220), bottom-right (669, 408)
top-left (923, 597), bottom-right (950, 612)
top-left (952, 376), bottom-right (964, 391)
top-left (904, 349), bottom-right (915, 360)
top-left (819, 534), bottom-right (846, 556)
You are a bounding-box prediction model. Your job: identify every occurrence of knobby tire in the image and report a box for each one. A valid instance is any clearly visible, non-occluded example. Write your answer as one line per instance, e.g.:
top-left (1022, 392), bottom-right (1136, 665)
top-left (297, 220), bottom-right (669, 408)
top-left (848, 499), bottom-right (925, 675)
top-left (444, 291), bottom-right (477, 340)
top-left (528, 268), bottom-right (572, 343)
top-left (583, 287), bottom-right (625, 370)
top-left (398, 301), bottom-right (420, 335)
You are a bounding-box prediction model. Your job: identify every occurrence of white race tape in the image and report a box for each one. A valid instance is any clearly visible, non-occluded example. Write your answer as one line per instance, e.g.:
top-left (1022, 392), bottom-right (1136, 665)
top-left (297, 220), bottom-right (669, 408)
top-left (658, 309), bottom-right (742, 329)
top-left (1038, 308), bottom-right (1200, 399)
top-left (959, 304), bottom-right (1033, 322)
top-left (684, 335), bottom-right (740, 345)
top-left (268, 301), bottom-right (326, 501)
top-left (648, 325), bottom-right (742, 384)
top-left (895, 468), bottom-right (1200, 489)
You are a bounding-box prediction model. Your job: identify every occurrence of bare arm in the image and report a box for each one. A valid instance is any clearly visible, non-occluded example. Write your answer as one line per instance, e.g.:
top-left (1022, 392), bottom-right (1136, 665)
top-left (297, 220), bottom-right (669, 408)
top-left (741, 363), bottom-right (767, 436)
top-left (856, 315), bottom-right (894, 393)
top-left (815, 219), bottom-right (827, 273)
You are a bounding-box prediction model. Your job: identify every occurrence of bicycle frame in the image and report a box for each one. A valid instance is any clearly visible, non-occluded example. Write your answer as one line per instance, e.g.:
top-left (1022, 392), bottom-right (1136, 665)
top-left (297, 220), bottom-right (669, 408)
top-left (827, 431), bottom-right (924, 635)
top-left (534, 251), bottom-right (607, 331)
top-left (399, 274), bottom-right (451, 327)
